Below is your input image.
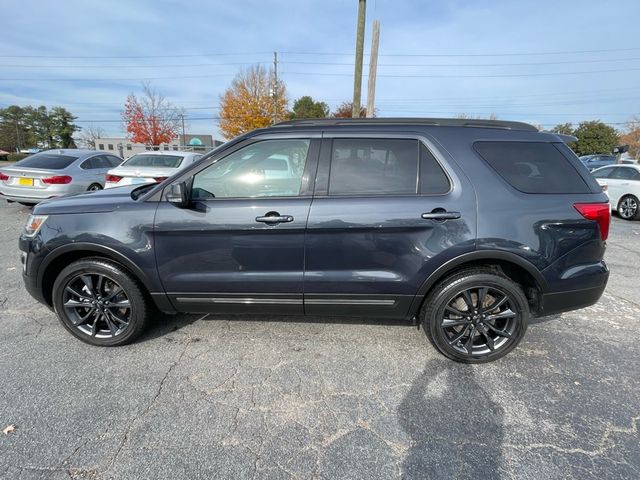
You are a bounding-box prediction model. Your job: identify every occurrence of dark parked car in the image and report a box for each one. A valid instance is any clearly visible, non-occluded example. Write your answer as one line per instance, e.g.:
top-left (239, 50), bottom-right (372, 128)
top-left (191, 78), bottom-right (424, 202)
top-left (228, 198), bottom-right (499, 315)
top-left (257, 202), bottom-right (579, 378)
top-left (579, 154), bottom-right (617, 171)
top-left (19, 118), bottom-right (610, 363)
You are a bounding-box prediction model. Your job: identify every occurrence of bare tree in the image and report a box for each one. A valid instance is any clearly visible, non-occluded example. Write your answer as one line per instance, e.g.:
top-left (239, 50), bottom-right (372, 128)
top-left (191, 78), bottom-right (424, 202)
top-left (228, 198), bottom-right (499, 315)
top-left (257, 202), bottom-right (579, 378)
top-left (122, 81), bottom-right (183, 145)
top-left (455, 113), bottom-right (499, 120)
top-left (77, 124), bottom-right (106, 149)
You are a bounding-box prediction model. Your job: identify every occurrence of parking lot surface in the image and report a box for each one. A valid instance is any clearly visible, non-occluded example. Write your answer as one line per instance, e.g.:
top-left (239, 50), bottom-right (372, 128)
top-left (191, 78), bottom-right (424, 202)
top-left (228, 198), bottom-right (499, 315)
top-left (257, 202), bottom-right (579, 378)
top-left (0, 200), bottom-right (638, 479)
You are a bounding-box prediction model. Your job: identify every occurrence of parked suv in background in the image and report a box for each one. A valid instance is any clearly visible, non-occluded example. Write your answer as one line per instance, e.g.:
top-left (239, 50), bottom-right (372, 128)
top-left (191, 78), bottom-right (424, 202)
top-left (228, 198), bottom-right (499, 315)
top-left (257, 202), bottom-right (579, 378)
top-left (19, 118), bottom-right (610, 363)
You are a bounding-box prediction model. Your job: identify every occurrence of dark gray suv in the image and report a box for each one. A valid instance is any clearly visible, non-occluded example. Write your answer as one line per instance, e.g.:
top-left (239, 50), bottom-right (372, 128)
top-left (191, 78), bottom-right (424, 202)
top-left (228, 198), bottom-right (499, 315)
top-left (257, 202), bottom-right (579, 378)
top-left (19, 118), bottom-right (610, 363)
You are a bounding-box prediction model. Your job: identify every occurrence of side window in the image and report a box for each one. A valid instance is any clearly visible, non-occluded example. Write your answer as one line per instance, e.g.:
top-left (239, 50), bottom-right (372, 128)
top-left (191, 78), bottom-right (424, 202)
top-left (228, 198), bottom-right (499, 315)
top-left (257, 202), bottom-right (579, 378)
top-left (611, 167), bottom-right (638, 180)
top-left (107, 156), bottom-right (122, 167)
top-left (474, 141), bottom-right (591, 194)
top-left (192, 139), bottom-right (310, 199)
top-left (80, 158), bottom-right (94, 170)
top-left (419, 144), bottom-right (451, 194)
top-left (81, 156), bottom-right (106, 169)
top-left (328, 139), bottom-right (418, 195)
top-left (592, 166), bottom-right (615, 179)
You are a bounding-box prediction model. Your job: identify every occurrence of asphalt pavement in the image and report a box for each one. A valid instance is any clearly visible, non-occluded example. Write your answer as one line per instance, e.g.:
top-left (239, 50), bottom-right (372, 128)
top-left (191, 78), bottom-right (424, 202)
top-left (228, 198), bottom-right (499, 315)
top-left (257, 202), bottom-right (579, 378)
top-left (0, 200), bottom-right (638, 479)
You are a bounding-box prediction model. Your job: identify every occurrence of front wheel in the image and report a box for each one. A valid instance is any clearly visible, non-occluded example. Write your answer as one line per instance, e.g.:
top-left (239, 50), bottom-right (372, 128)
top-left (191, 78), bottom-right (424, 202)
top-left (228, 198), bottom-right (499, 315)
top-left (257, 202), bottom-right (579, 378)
top-left (421, 269), bottom-right (529, 363)
top-left (52, 258), bottom-right (150, 346)
top-left (618, 195), bottom-right (640, 220)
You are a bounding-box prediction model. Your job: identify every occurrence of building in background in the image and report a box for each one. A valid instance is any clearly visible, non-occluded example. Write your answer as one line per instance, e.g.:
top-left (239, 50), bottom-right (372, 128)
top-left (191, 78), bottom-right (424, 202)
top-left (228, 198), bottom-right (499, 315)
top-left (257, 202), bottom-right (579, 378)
top-left (95, 134), bottom-right (224, 158)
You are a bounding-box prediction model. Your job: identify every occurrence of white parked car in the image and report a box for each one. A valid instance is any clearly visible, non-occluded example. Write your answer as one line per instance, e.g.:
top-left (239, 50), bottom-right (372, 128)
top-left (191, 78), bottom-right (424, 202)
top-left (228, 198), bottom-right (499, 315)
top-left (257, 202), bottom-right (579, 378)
top-left (592, 165), bottom-right (640, 220)
top-left (105, 151), bottom-right (203, 189)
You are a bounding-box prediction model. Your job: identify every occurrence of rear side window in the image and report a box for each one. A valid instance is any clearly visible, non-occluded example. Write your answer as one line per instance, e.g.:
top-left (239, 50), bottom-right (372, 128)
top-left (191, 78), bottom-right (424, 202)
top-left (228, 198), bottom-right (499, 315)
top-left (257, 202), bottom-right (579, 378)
top-left (420, 144), bottom-right (450, 194)
top-left (592, 166), bottom-right (615, 178)
top-left (474, 141), bottom-right (590, 194)
top-left (17, 153), bottom-right (78, 170)
top-left (329, 139), bottom-right (418, 195)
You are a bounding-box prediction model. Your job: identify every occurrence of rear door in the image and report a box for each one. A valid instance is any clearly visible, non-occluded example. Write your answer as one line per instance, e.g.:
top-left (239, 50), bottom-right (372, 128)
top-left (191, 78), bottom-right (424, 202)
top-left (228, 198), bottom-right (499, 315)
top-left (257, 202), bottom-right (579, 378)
top-left (153, 134), bottom-right (320, 314)
top-left (304, 133), bottom-right (477, 318)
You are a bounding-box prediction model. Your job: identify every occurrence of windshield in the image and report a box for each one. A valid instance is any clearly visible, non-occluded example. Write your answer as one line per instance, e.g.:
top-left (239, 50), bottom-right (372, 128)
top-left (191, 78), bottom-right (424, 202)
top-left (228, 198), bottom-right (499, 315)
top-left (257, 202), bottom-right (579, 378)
top-left (123, 154), bottom-right (183, 168)
top-left (17, 152), bottom-right (79, 170)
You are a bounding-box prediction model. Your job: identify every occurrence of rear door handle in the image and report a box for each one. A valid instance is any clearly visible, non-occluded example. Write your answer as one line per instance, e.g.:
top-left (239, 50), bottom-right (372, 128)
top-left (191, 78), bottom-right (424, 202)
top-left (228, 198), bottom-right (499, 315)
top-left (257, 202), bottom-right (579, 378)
top-left (255, 212), bottom-right (294, 224)
top-left (421, 211), bottom-right (461, 220)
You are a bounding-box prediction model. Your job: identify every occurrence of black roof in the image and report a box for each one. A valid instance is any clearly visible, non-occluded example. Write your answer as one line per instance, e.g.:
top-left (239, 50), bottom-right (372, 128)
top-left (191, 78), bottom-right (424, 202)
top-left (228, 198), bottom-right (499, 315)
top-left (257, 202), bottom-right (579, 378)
top-left (274, 117), bottom-right (539, 132)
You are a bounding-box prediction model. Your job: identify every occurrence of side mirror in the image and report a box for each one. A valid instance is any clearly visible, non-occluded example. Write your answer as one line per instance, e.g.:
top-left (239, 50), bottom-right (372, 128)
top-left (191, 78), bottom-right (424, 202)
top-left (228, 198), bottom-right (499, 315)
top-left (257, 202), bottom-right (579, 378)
top-left (166, 182), bottom-right (189, 208)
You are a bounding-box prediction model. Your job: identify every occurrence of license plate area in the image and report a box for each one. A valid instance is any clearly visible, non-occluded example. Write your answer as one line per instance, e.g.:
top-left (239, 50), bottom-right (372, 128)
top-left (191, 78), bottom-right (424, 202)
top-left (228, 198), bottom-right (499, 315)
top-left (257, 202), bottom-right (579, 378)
top-left (18, 177), bottom-right (34, 186)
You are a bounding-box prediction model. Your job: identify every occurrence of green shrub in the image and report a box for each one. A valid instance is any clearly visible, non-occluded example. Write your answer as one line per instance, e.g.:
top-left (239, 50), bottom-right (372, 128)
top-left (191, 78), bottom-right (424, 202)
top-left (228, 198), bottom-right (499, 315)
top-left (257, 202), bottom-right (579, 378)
top-left (6, 153), bottom-right (28, 163)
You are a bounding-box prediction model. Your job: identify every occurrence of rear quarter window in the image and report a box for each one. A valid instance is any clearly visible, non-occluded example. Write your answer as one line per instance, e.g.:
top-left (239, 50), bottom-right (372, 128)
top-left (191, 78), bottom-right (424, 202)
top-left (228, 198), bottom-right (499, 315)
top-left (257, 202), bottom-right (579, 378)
top-left (474, 141), bottom-right (591, 194)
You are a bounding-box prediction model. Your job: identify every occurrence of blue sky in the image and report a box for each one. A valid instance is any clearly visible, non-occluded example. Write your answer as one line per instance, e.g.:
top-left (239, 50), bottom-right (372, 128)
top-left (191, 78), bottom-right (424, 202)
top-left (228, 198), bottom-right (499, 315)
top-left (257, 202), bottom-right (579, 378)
top-left (1, 0), bottom-right (639, 140)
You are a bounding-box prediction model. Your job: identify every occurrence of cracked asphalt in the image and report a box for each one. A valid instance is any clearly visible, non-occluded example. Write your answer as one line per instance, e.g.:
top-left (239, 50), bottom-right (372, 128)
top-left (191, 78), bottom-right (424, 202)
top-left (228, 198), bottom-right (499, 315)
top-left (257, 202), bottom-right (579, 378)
top-left (0, 199), bottom-right (638, 479)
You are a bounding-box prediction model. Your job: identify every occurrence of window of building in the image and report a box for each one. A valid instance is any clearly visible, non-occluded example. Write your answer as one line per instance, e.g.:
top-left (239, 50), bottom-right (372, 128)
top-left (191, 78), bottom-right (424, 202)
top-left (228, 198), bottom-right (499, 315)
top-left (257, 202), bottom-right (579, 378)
top-left (98, 144), bottom-right (104, 150)
top-left (126, 144), bottom-right (132, 151)
top-left (108, 144), bottom-right (114, 150)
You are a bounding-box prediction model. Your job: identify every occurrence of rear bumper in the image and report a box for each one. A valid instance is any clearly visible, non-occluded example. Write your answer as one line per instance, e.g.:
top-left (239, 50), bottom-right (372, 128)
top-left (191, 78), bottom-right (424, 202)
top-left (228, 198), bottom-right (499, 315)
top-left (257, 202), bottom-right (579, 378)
top-left (0, 191), bottom-right (59, 204)
top-left (538, 283), bottom-right (607, 317)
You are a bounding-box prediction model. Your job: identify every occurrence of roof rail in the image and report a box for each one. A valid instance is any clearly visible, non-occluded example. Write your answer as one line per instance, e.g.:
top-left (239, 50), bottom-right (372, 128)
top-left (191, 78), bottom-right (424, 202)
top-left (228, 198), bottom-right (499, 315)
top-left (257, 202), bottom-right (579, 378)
top-left (274, 117), bottom-right (539, 132)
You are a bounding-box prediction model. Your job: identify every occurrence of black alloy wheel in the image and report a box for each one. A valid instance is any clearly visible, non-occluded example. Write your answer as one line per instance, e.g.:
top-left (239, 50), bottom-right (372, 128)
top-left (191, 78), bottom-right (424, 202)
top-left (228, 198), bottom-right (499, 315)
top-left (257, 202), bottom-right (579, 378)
top-left (422, 269), bottom-right (529, 363)
top-left (52, 258), bottom-right (150, 346)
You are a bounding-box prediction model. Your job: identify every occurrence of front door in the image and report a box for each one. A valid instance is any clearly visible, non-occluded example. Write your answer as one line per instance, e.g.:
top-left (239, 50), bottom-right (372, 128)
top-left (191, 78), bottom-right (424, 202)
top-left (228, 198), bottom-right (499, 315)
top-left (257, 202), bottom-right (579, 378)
top-left (154, 135), bottom-right (319, 314)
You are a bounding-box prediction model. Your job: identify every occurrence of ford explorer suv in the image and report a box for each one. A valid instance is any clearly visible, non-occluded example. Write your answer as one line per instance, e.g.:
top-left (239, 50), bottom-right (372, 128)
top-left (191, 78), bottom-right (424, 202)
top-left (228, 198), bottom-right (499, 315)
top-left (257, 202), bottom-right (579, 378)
top-left (19, 118), bottom-right (610, 363)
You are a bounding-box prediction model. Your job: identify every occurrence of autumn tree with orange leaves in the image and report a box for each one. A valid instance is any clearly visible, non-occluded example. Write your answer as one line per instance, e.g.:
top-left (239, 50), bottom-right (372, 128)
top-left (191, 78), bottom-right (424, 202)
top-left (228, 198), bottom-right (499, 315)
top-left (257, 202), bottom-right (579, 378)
top-left (122, 82), bottom-right (182, 145)
top-left (219, 65), bottom-right (288, 139)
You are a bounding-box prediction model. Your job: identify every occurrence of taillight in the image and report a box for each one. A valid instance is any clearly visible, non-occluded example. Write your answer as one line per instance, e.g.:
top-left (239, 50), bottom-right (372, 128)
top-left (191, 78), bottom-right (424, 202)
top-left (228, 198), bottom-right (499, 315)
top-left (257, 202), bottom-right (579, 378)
top-left (574, 202), bottom-right (610, 241)
top-left (41, 175), bottom-right (72, 185)
top-left (153, 176), bottom-right (168, 183)
top-left (106, 174), bottom-right (122, 182)
top-left (0, 173), bottom-right (8, 181)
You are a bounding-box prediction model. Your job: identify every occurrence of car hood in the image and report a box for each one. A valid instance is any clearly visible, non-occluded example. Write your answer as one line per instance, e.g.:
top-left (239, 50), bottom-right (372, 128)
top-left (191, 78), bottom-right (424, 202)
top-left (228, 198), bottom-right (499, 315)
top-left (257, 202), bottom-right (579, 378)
top-left (33, 184), bottom-right (144, 215)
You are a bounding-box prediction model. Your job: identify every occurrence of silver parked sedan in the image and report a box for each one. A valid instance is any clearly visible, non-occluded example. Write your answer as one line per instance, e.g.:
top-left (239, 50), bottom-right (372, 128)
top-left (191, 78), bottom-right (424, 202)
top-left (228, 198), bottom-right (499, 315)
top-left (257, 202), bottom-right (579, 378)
top-left (0, 149), bottom-right (122, 205)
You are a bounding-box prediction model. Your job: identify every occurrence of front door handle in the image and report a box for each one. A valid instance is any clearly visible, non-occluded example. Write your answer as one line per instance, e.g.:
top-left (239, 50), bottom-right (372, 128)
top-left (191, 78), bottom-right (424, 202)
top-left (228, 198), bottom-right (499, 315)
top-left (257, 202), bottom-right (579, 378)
top-left (421, 210), bottom-right (461, 221)
top-left (255, 212), bottom-right (294, 224)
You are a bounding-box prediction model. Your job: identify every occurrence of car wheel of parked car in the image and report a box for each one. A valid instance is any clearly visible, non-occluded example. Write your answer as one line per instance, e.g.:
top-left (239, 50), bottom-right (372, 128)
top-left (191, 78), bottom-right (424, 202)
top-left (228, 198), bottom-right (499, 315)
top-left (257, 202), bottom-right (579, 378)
top-left (421, 268), bottom-right (529, 363)
top-left (87, 183), bottom-right (103, 192)
top-left (618, 195), bottom-right (640, 220)
top-left (52, 258), bottom-right (150, 346)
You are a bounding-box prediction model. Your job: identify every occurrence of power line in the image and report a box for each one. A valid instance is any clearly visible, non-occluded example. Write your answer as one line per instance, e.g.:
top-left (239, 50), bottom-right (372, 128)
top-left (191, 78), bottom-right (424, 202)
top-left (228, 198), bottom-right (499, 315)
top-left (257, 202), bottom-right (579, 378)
top-left (1, 46), bottom-right (638, 60)
top-left (3, 66), bottom-right (640, 82)
top-left (281, 47), bottom-right (640, 57)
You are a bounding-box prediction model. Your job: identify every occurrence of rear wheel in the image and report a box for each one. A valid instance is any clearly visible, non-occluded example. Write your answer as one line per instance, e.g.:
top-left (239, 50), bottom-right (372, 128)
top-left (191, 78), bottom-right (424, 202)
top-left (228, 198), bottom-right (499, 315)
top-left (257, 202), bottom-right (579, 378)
top-left (421, 268), bottom-right (529, 363)
top-left (87, 183), bottom-right (103, 192)
top-left (618, 195), bottom-right (640, 220)
top-left (52, 258), bottom-right (150, 346)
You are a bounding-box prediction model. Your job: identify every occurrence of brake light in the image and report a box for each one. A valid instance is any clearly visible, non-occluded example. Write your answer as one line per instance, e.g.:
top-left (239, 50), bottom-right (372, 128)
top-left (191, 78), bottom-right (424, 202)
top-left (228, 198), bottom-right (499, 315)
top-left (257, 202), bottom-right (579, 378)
top-left (574, 202), bottom-right (610, 241)
top-left (153, 176), bottom-right (168, 183)
top-left (106, 174), bottom-right (122, 183)
top-left (41, 175), bottom-right (72, 185)
top-left (0, 173), bottom-right (8, 181)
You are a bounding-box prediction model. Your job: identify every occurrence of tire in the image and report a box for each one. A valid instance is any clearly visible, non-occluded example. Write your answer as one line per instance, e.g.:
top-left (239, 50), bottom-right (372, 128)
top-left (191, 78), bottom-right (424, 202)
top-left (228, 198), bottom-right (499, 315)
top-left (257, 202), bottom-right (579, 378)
top-left (421, 268), bottom-right (529, 363)
top-left (617, 195), bottom-right (640, 221)
top-left (52, 258), bottom-right (151, 346)
top-left (87, 183), bottom-right (103, 192)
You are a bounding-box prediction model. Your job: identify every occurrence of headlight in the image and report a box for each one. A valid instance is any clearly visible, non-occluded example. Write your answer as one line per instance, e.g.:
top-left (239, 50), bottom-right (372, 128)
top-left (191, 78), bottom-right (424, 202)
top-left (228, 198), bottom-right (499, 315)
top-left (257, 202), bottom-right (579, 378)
top-left (24, 215), bottom-right (48, 237)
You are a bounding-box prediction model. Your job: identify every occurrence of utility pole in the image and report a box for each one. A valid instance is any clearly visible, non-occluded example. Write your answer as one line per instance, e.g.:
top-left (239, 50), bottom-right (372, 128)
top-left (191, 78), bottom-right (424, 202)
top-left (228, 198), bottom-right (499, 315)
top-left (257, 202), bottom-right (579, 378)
top-left (352, 0), bottom-right (366, 118)
top-left (179, 113), bottom-right (186, 146)
top-left (366, 20), bottom-right (380, 118)
top-left (272, 51), bottom-right (279, 124)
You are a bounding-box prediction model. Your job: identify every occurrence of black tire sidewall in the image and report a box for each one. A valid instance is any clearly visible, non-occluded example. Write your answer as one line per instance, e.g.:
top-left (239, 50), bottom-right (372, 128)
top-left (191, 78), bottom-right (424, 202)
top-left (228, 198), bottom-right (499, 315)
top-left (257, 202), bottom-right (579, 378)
top-left (424, 272), bottom-right (529, 363)
top-left (88, 183), bottom-right (103, 191)
top-left (52, 259), bottom-right (147, 346)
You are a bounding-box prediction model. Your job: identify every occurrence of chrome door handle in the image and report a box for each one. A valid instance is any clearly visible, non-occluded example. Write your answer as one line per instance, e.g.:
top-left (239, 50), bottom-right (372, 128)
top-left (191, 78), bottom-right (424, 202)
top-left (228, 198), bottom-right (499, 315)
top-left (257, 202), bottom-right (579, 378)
top-left (421, 211), bottom-right (461, 220)
top-left (255, 213), bottom-right (294, 224)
